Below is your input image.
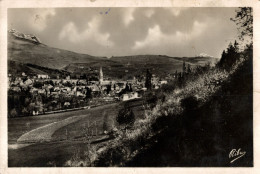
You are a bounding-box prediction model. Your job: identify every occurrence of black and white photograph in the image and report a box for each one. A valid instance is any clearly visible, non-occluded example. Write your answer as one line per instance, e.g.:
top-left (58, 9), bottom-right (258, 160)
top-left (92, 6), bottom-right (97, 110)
top-left (1, 3), bottom-right (256, 169)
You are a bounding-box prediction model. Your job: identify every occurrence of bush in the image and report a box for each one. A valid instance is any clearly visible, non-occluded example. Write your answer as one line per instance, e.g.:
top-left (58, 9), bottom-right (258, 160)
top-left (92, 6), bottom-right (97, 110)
top-left (116, 104), bottom-right (135, 129)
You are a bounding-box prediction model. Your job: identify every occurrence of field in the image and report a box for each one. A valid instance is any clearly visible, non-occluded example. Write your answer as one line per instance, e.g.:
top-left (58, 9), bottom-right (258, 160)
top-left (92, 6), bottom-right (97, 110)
top-left (17, 115), bottom-right (89, 143)
top-left (8, 99), bottom-right (145, 166)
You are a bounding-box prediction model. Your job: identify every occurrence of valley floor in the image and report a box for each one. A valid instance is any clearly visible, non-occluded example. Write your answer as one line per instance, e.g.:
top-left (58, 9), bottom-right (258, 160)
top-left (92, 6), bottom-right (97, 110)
top-left (8, 99), bottom-right (145, 167)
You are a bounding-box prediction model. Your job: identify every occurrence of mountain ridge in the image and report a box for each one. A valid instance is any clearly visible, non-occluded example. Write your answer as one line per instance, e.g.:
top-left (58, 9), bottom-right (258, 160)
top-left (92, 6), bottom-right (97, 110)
top-left (8, 29), bottom-right (218, 78)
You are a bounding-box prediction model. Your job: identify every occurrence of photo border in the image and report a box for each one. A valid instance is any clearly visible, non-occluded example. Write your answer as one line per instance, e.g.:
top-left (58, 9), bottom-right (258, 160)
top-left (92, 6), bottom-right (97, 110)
top-left (1, 0), bottom-right (259, 173)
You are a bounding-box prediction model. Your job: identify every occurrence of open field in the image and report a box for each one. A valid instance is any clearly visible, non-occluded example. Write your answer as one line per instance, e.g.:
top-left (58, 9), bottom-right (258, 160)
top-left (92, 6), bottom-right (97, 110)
top-left (52, 99), bottom-right (145, 141)
top-left (8, 99), bottom-right (145, 166)
top-left (8, 102), bottom-right (120, 144)
top-left (17, 115), bottom-right (88, 143)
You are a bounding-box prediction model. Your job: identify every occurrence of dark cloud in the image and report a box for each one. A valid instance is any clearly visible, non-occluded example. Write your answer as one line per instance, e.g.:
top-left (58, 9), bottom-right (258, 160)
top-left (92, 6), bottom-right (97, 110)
top-left (8, 7), bottom-right (238, 58)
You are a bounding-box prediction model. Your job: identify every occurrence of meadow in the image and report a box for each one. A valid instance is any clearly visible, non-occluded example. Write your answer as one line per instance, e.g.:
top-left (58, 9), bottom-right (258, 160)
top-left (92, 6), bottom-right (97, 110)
top-left (8, 99), bottom-right (145, 166)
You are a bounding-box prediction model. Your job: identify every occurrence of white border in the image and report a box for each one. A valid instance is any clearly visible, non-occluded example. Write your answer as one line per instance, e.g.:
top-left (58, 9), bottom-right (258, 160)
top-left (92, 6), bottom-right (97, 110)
top-left (1, 0), bottom-right (260, 174)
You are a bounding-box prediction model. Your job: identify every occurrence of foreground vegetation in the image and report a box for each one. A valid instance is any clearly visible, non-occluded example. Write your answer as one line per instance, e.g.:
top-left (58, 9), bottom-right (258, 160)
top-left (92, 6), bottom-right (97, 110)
top-left (65, 6), bottom-right (253, 163)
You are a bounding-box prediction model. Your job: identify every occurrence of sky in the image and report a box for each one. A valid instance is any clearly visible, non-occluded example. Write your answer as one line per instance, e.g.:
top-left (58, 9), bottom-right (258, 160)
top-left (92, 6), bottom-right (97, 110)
top-left (8, 7), bottom-right (239, 58)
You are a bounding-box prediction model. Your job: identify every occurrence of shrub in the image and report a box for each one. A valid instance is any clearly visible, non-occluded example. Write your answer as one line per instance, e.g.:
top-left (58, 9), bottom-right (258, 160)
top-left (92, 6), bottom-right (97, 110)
top-left (116, 104), bottom-right (135, 129)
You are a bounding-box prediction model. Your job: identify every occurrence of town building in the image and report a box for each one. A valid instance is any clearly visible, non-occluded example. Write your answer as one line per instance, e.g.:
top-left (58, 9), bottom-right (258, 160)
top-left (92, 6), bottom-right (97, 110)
top-left (38, 74), bottom-right (49, 79)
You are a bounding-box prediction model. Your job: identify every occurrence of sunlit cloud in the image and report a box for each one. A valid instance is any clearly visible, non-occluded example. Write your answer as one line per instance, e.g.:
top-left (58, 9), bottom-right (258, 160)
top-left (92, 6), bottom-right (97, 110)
top-left (59, 17), bottom-right (114, 47)
top-left (123, 8), bottom-right (135, 26)
top-left (133, 21), bottom-right (207, 50)
top-left (8, 8), bottom-right (238, 57)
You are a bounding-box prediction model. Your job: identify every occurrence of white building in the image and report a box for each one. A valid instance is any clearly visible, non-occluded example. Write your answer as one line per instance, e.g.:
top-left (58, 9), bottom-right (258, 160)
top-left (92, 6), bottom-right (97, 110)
top-left (38, 74), bottom-right (49, 79)
top-left (122, 92), bottom-right (139, 101)
top-left (160, 80), bottom-right (168, 85)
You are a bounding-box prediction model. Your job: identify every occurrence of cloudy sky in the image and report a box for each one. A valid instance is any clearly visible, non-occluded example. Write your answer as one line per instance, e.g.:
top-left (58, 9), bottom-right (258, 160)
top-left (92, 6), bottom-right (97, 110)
top-left (8, 8), bottom-right (238, 58)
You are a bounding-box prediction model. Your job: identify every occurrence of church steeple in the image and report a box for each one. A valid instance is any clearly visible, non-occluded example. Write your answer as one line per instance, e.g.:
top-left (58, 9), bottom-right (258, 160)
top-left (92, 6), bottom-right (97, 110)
top-left (99, 67), bottom-right (103, 83)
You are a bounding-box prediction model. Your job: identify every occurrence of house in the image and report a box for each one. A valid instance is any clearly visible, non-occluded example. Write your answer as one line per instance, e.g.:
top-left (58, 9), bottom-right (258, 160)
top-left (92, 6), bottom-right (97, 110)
top-left (30, 87), bottom-right (38, 93)
top-left (160, 80), bottom-right (168, 85)
top-left (37, 74), bottom-right (49, 79)
top-left (54, 87), bottom-right (61, 92)
top-left (103, 96), bottom-right (114, 101)
top-left (32, 110), bottom-right (39, 116)
top-left (38, 89), bottom-right (47, 94)
top-left (10, 86), bottom-right (21, 92)
top-left (87, 84), bottom-right (100, 92)
top-left (121, 92), bottom-right (139, 101)
top-left (76, 91), bottom-right (85, 97)
top-left (24, 79), bottom-right (33, 86)
top-left (64, 102), bottom-right (70, 107)
top-left (100, 80), bottom-right (111, 85)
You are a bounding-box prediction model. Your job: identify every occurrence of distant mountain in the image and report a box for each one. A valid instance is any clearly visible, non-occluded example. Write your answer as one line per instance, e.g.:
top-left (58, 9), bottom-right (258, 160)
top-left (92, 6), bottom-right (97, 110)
top-left (196, 53), bottom-right (214, 58)
top-left (8, 29), bottom-right (219, 79)
top-left (8, 29), bottom-right (107, 70)
top-left (64, 55), bottom-right (218, 80)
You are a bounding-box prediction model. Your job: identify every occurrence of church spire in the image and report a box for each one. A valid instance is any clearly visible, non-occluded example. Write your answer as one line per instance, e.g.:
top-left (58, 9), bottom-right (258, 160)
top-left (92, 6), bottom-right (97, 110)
top-left (99, 67), bottom-right (103, 83)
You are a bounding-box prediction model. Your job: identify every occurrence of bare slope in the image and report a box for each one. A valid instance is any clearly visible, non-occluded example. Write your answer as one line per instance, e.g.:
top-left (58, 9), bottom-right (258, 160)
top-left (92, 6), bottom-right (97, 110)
top-left (8, 33), bottom-right (107, 70)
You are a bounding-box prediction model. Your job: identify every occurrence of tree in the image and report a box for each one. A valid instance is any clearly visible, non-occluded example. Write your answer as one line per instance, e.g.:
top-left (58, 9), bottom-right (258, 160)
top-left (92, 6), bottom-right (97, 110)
top-left (218, 41), bottom-right (240, 69)
top-left (86, 87), bottom-right (92, 99)
top-left (182, 61), bottom-right (186, 74)
top-left (187, 64), bottom-right (192, 74)
top-left (231, 7), bottom-right (253, 41)
top-left (145, 69), bottom-right (152, 90)
top-left (218, 50), bottom-right (227, 68)
top-left (175, 70), bottom-right (178, 78)
top-left (116, 104), bottom-right (135, 129)
top-left (125, 83), bottom-right (130, 92)
top-left (106, 84), bottom-right (111, 94)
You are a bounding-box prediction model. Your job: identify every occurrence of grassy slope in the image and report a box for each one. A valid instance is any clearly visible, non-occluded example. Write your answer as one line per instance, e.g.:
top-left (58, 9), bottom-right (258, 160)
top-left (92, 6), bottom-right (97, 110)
top-left (90, 53), bottom-right (252, 167)
top-left (125, 56), bottom-right (253, 167)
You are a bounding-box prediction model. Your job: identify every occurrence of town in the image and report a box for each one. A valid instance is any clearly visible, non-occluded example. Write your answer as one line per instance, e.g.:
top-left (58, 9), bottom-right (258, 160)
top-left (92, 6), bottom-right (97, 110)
top-left (8, 66), bottom-right (169, 117)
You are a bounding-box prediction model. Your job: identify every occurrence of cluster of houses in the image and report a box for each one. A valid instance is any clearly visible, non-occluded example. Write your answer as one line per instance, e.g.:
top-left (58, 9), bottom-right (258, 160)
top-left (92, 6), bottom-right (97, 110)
top-left (8, 67), bottom-right (168, 116)
top-left (9, 67), bottom-right (169, 99)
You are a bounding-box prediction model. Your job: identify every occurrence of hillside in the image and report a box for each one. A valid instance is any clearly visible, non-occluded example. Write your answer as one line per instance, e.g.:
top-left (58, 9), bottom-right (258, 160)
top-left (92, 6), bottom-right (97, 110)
top-left (126, 54), bottom-right (253, 167)
top-left (91, 48), bottom-right (253, 167)
top-left (110, 55), bottom-right (217, 67)
top-left (8, 29), bottom-right (218, 79)
top-left (8, 30), bottom-right (107, 70)
top-left (8, 60), bottom-right (70, 78)
top-left (65, 55), bottom-right (218, 80)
